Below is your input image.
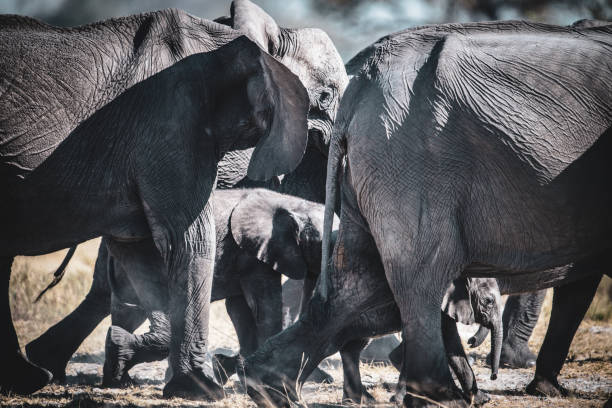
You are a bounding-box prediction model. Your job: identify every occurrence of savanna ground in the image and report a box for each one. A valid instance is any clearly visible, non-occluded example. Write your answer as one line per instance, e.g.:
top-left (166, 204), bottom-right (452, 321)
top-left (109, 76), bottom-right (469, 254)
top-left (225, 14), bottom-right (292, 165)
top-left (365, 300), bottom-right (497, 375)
top-left (3, 239), bottom-right (612, 407)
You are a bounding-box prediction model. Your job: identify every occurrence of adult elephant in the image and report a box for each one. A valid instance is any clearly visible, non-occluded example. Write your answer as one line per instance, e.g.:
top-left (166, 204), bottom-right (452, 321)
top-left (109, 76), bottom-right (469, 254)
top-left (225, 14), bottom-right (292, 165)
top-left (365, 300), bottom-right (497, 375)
top-left (0, 32), bottom-right (313, 400)
top-left (0, 0), bottom-right (346, 398)
top-left (27, 189), bottom-right (336, 387)
top-left (242, 21), bottom-right (612, 407)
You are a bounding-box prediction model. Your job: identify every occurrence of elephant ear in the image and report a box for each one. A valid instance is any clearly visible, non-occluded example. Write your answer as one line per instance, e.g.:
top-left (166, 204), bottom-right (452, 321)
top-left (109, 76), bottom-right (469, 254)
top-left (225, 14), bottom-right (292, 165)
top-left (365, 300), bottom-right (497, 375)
top-left (442, 278), bottom-right (475, 325)
top-left (230, 0), bottom-right (281, 53)
top-left (230, 194), bottom-right (308, 280)
top-left (245, 40), bottom-right (309, 181)
top-left (208, 36), bottom-right (308, 181)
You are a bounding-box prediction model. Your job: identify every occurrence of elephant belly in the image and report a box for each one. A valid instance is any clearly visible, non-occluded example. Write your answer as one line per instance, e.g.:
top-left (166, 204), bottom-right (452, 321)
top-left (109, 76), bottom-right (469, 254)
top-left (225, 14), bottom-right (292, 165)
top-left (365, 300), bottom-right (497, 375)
top-left (2, 185), bottom-right (149, 256)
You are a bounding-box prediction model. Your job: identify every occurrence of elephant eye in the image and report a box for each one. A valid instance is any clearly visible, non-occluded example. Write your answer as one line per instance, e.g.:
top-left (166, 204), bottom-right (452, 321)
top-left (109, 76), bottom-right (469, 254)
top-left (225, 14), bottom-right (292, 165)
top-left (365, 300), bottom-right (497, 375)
top-left (482, 297), bottom-right (493, 306)
top-left (319, 90), bottom-right (331, 106)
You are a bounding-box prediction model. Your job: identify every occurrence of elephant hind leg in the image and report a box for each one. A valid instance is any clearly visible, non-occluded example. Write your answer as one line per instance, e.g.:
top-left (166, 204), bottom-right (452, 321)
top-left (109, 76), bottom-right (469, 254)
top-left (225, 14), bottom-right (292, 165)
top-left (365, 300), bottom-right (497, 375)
top-left (527, 270), bottom-right (602, 397)
top-left (1, 257), bottom-right (52, 395)
top-left (27, 243), bottom-right (113, 384)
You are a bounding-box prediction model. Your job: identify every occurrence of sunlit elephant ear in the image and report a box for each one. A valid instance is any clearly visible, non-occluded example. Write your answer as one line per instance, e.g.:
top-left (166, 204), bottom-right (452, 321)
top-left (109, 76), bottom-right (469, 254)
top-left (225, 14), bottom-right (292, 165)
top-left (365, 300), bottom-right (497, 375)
top-left (245, 42), bottom-right (309, 181)
top-left (442, 278), bottom-right (475, 325)
top-left (230, 193), bottom-right (308, 280)
top-left (230, 0), bottom-right (281, 53)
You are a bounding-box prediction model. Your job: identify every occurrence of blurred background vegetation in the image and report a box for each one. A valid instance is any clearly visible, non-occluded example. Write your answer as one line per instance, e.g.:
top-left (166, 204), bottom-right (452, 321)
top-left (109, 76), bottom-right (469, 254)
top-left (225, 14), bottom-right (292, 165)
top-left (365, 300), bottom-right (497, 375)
top-left (1, 0), bottom-right (610, 59)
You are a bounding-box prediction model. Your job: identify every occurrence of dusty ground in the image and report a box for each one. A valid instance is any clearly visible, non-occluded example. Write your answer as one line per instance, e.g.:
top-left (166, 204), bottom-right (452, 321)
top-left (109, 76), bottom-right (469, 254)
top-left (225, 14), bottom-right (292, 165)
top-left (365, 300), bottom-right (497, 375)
top-left (3, 239), bottom-right (611, 407)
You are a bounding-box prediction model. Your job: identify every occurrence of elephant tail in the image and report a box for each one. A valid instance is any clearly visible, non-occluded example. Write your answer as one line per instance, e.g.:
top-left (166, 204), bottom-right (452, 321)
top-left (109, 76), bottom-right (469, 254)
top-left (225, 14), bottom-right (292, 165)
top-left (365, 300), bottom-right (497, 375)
top-left (35, 245), bottom-right (77, 302)
top-left (320, 127), bottom-right (346, 300)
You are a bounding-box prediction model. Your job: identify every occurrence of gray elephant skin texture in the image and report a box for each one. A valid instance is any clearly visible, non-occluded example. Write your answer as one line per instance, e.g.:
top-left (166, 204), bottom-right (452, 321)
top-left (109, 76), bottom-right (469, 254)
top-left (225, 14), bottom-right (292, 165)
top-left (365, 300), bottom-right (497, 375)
top-left (0, 0), bottom-right (348, 399)
top-left (241, 20), bottom-right (612, 407)
top-left (26, 189), bottom-right (332, 387)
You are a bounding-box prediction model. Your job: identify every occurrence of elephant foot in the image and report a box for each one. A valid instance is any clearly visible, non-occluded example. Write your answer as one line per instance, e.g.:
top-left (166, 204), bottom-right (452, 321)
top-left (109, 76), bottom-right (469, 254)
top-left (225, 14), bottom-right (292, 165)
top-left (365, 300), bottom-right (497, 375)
top-left (0, 351), bottom-right (52, 395)
top-left (213, 353), bottom-right (239, 385)
top-left (239, 360), bottom-right (297, 408)
top-left (102, 372), bottom-right (137, 388)
top-left (25, 341), bottom-right (67, 384)
top-left (465, 389), bottom-right (490, 406)
top-left (306, 367), bottom-right (333, 384)
top-left (343, 385), bottom-right (376, 405)
top-left (395, 383), bottom-right (468, 408)
top-left (491, 343), bottom-right (536, 369)
top-left (102, 325), bottom-right (136, 387)
top-left (163, 371), bottom-right (224, 401)
top-left (526, 374), bottom-right (571, 398)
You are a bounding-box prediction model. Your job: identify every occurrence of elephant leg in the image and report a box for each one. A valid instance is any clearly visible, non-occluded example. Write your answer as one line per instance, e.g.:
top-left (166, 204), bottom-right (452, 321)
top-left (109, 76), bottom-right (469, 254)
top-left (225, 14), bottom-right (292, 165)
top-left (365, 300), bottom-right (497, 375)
top-left (388, 343), bottom-right (403, 371)
top-left (240, 265), bottom-right (282, 348)
top-left (27, 242), bottom-right (112, 384)
top-left (1, 256), bottom-right (52, 395)
top-left (498, 290), bottom-right (546, 368)
top-left (226, 295), bottom-right (259, 356)
top-left (161, 208), bottom-right (222, 400)
top-left (242, 214), bottom-right (392, 407)
top-left (103, 311), bottom-right (170, 387)
top-left (111, 301), bottom-right (148, 333)
top-left (526, 272), bottom-right (602, 397)
top-left (223, 295), bottom-right (258, 385)
top-left (340, 338), bottom-right (375, 404)
top-left (441, 314), bottom-right (489, 406)
top-left (281, 278), bottom-right (304, 327)
top-left (106, 223), bottom-right (222, 401)
top-left (376, 236), bottom-right (465, 406)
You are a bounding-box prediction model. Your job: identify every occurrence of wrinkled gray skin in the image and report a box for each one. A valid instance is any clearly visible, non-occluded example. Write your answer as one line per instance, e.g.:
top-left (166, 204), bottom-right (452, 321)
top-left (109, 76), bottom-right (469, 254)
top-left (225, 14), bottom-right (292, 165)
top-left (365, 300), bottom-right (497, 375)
top-left (242, 21), bottom-right (612, 407)
top-left (101, 189), bottom-right (337, 387)
top-left (337, 277), bottom-right (502, 405)
top-left (1, 34), bottom-right (311, 399)
top-left (1, 0), bottom-right (348, 397)
top-left (27, 189), bottom-right (336, 387)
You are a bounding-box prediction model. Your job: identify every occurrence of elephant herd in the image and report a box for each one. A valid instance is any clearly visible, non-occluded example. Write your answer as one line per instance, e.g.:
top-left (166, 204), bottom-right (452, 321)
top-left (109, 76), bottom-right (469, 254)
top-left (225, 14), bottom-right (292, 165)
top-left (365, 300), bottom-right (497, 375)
top-left (1, 1), bottom-right (610, 406)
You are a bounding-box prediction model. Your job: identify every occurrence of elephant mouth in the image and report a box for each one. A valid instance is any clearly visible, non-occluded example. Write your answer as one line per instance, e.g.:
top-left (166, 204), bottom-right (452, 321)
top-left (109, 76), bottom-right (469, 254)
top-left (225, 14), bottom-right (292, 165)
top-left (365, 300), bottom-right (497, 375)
top-left (307, 117), bottom-right (332, 156)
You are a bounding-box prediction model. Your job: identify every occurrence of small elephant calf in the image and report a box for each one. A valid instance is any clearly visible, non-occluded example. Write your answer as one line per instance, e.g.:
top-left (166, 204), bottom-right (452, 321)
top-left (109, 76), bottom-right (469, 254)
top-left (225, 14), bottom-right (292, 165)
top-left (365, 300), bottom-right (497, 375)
top-left (339, 277), bottom-right (503, 405)
top-left (27, 188), bottom-right (337, 386)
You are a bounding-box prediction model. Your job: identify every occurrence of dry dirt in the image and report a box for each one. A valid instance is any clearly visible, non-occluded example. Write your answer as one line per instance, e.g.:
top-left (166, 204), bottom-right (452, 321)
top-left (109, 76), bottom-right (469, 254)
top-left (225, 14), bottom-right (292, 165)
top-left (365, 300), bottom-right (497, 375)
top-left (3, 239), bottom-right (611, 407)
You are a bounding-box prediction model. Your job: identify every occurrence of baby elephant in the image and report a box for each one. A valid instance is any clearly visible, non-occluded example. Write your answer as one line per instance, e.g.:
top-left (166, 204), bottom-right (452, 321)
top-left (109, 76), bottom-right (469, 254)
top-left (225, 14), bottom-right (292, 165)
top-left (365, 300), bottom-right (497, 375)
top-left (26, 189), bottom-right (336, 387)
top-left (340, 277), bottom-right (503, 405)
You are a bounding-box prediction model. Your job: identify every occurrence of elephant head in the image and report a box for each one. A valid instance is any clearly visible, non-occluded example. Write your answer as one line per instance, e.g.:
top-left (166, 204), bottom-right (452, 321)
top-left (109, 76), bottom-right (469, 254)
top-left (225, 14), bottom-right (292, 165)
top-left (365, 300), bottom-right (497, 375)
top-left (201, 36), bottom-right (311, 180)
top-left (229, 191), bottom-right (332, 280)
top-left (221, 0), bottom-right (348, 155)
top-left (442, 277), bottom-right (503, 380)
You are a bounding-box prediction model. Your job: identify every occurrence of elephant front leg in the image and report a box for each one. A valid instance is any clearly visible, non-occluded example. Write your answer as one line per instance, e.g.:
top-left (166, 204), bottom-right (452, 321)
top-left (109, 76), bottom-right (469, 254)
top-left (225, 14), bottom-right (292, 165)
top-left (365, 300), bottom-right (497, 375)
top-left (240, 265), bottom-right (283, 348)
top-left (242, 216), bottom-right (390, 406)
top-left (441, 314), bottom-right (490, 406)
top-left (163, 241), bottom-right (224, 400)
top-left (27, 242), bottom-right (113, 384)
top-left (1, 257), bottom-right (52, 395)
top-left (499, 290), bottom-right (546, 368)
top-left (340, 338), bottom-right (375, 404)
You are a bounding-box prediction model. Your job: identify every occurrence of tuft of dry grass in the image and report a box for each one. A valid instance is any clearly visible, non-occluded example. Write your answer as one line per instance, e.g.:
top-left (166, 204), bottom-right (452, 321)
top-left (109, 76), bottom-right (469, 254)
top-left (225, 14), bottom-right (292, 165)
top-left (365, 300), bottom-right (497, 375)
top-left (586, 276), bottom-right (612, 322)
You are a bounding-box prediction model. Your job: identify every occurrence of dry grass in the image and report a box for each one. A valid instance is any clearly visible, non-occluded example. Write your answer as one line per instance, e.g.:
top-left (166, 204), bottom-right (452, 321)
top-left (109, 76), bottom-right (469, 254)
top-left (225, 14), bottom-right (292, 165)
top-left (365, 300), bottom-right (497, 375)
top-left (4, 242), bottom-right (612, 407)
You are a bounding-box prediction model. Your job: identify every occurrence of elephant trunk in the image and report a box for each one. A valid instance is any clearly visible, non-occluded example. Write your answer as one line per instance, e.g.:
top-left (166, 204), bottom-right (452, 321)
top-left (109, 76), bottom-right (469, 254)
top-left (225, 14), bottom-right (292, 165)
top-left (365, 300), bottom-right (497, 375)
top-left (490, 320), bottom-right (503, 380)
top-left (468, 325), bottom-right (489, 348)
top-left (320, 128), bottom-right (345, 299)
